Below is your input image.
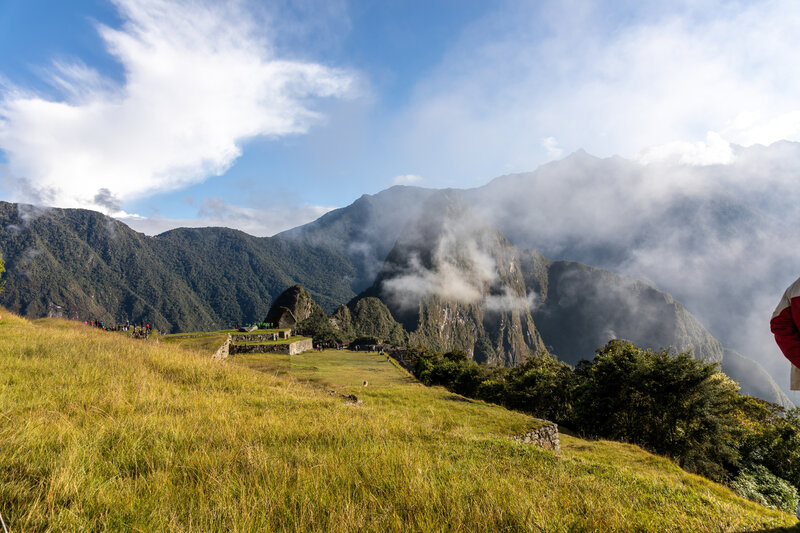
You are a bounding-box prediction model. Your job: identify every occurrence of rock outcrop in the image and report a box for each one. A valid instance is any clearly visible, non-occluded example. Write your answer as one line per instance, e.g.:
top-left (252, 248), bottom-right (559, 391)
top-left (265, 285), bottom-right (323, 330)
top-left (527, 257), bottom-right (724, 365)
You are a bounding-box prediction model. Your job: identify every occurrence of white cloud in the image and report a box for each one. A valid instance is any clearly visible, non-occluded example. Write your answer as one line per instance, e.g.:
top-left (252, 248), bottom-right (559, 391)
top-left (397, 1), bottom-right (800, 183)
top-left (637, 131), bottom-right (734, 166)
top-left (541, 137), bottom-right (562, 160)
top-left (117, 197), bottom-right (335, 237)
top-left (0, 0), bottom-right (353, 212)
top-left (392, 174), bottom-right (423, 185)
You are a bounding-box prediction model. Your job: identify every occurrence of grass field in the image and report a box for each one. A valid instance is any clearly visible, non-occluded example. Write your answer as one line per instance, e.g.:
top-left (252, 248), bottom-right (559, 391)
top-left (1, 310), bottom-right (797, 531)
top-left (160, 332), bottom-right (229, 353)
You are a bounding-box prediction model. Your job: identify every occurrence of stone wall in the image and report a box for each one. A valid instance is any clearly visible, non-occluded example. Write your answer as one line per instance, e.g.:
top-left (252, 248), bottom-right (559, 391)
top-left (231, 331), bottom-right (291, 343)
top-left (511, 423), bottom-right (560, 453)
top-left (229, 337), bottom-right (313, 356)
top-left (212, 334), bottom-right (232, 361)
top-left (289, 338), bottom-right (314, 354)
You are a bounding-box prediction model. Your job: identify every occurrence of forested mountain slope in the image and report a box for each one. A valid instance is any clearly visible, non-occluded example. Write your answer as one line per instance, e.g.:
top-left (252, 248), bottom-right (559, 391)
top-left (0, 202), bottom-right (355, 332)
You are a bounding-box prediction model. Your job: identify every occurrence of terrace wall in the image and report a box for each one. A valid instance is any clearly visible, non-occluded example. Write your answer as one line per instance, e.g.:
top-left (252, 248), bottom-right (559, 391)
top-left (229, 338), bottom-right (313, 356)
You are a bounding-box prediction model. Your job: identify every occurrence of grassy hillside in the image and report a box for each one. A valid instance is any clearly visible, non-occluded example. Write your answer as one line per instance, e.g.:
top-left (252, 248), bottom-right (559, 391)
top-left (0, 310), bottom-right (796, 531)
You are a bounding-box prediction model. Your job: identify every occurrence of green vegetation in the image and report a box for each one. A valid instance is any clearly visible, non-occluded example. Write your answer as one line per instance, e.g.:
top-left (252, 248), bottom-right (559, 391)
top-left (0, 312), bottom-right (796, 532)
top-left (296, 305), bottom-right (346, 345)
top-left (733, 465), bottom-right (799, 514)
top-left (230, 329), bottom-right (291, 338)
top-left (402, 340), bottom-right (800, 513)
top-left (0, 310), bottom-right (795, 530)
top-left (296, 296), bottom-right (407, 347)
top-left (0, 202), bottom-right (356, 333)
top-left (160, 332), bottom-right (229, 353)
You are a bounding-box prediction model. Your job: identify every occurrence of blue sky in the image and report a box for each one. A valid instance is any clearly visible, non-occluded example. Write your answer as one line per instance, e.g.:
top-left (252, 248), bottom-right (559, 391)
top-left (2, 0), bottom-right (800, 235)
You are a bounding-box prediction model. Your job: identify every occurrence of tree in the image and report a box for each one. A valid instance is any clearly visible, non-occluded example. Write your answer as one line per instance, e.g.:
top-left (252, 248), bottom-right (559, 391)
top-left (504, 353), bottom-right (575, 423)
top-left (735, 398), bottom-right (800, 493)
top-left (573, 340), bottom-right (741, 481)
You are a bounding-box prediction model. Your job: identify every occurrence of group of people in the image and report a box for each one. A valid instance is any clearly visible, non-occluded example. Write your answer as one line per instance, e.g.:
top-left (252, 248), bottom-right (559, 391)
top-left (315, 342), bottom-right (344, 351)
top-left (84, 319), bottom-right (153, 338)
top-left (312, 343), bottom-right (385, 352)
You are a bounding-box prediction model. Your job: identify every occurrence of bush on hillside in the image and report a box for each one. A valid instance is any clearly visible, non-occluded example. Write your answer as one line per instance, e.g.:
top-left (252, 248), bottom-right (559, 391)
top-left (0, 250), bottom-right (5, 292)
top-left (475, 379), bottom-right (508, 404)
top-left (504, 353), bottom-right (575, 423)
top-left (349, 297), bottom-right (407, 346)
top-left (735, 397), bottom-right (800, 493)
top-left (733, 464), bottom-right (799, 514)
top-left (296, 307), bottom-right (347, 345)
top-left (572, 340), bottom-right (740, 482)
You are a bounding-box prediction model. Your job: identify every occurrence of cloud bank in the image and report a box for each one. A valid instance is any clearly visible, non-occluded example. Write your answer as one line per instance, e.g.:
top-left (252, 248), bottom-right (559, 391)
top-left (397, 0), bottom-right (800, 182)
top-left (378, 195), bottom-right (536, 315)
top-left (0, 0), bottom-right (352, 212)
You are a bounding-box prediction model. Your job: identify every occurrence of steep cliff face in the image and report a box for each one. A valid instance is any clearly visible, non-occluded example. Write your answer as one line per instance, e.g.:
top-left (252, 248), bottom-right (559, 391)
top-left (527, 259), bottom-right (725, 365)
top-left (518, 255), bottom-right (793, 408)
top-left (364, 191), bottom-right (544, 365)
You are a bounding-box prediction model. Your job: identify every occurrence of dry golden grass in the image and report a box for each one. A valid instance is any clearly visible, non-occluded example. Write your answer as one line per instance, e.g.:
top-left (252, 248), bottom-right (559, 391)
top-left (0, 310), bottom-right (796, 531)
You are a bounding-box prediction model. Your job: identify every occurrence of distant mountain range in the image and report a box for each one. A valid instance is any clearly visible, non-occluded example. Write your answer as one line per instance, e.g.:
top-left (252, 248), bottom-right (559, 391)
top-left (1, 143), bottom-right (796, 407)
top-left (0, 202), bottom-right (356, 332)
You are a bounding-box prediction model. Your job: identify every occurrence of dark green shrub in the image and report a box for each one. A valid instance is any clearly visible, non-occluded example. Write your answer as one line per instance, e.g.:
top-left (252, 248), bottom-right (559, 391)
top-left (504, 353), bottom-right (575, 423)
top-left (573, 340), bottom-right (740, 482)
top-left (733, 464), bottom-right (799, 514)
top-left (476, 379), bottom-right (507, 404)
top-left (444, 349), bottom-right (468, 362)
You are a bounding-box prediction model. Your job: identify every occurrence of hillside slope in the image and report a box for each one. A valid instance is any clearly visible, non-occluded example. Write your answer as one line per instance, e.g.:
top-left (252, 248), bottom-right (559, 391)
top-left (277, 186), bottom-right (435, 293)
top-left (0, 310), bottom-right (795, 531)
top-left (0, 197), bottom-right (788, 407)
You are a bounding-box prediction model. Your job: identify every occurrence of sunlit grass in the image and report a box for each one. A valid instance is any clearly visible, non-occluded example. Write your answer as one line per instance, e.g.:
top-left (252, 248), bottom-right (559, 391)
top-left (0, 310), bottom-right (796, 531)
top-left (160, 333), bottom-right (228, 353)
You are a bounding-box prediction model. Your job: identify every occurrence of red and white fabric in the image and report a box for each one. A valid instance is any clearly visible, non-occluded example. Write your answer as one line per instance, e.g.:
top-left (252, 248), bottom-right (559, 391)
top-left (770, 276), bottom-right (800, 369)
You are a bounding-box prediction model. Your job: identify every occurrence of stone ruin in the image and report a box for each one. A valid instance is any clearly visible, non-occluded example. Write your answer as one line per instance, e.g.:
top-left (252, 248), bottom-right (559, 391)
top-left (511, 423), bottom-right (560, 454)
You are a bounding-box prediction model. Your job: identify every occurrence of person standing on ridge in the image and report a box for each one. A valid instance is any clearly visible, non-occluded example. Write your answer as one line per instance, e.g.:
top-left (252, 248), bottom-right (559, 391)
top-left (770, 276), bottom-right (800, 390)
